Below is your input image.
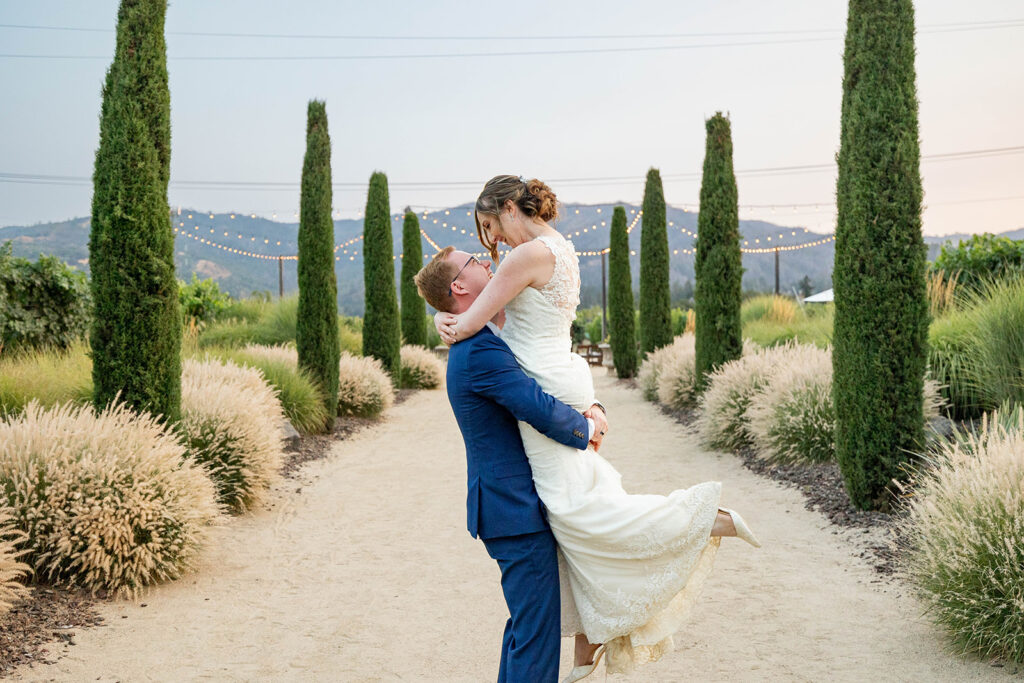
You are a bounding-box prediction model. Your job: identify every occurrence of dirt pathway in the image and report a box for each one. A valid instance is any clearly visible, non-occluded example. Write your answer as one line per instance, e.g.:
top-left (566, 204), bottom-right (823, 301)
top-left (11, 370), bottom-right (1007, 681)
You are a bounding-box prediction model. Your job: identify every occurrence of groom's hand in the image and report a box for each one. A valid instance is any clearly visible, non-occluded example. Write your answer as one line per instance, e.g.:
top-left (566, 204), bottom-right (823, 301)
top-left (584, 404), bottom-right (608, 451)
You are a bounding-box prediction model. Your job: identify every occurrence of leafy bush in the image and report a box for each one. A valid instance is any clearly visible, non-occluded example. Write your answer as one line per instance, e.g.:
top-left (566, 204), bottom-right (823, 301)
top-left (656, 336), bottom-right (699, 411)
top-left (903, 406), bottom-right (1024, 664)
top-left (425, 314), bottom-right (442, 349)
top-left (931, 233), bottom-right (1024, 292)
top-left (338, 352), bottom-right (394, 418)
top-left (586, 315), bottom-right (604, 344)
top-left (670, 308), bottom-right (691, 336)
top-left (638, 334), bottom-right (693, 402)
top-left (0, 341), bottom-right (92, 416)
top-left (0, 242), bottom-right (91, 355)
top-left (399, 345), bottom-right (443, 389)
top-left (696, 343), bottom-right (795, 451)
top-left (179, 274), bottom-right (232, 323)
top-left (0, 506), bottom-right (31, 615)
top-left (179, 358), bottom-right (284, 513)
top-left (0, 401), bottom-right (220, 597)
top-left (746, 344), bottom-right (836, 464)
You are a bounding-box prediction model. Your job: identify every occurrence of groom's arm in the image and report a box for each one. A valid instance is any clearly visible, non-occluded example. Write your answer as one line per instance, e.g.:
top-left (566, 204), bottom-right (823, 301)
top-left (466, 336), bottom-right (590, 451)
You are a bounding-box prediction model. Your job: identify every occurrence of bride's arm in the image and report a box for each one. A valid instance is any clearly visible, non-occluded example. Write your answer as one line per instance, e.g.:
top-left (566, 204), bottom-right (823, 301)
top-left (437, 240), bottom-right (554, 342)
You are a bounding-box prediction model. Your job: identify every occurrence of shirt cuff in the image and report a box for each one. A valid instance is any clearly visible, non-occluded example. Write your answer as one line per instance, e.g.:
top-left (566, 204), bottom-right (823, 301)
top-left (586, 417), bottom-right (595, 441)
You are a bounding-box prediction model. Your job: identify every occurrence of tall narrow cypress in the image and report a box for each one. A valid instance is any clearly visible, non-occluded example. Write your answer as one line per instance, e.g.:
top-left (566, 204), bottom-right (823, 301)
top-left (833, 0), bottom-right (928, 510)
top-left (296, 100), bottom-right (340, 428)
top-left (639, 169), bottom-right (672, 356)
top-left (694, 112), bottom-right (743, 390)
top-left (608, 206), bottom-right (637, 378)
top-left (400, 208), bottom-right (427, 347)
top-left (89, 0), bottom-right (181, 421)
top-left (362, 172), bottom-right (401, 377)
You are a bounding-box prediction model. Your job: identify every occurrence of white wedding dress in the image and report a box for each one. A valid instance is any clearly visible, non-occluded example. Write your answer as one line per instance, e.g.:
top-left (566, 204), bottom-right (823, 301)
top-left (498, 234), bottom-right (723, 673)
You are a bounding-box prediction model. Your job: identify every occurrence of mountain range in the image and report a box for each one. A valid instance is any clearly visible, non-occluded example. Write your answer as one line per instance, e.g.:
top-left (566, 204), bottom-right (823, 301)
top-left (2, 204), bottom-right (1020, 316)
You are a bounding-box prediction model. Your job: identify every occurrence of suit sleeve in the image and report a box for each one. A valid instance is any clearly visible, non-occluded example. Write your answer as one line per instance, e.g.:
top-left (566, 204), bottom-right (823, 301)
top-left (467, 336), bottom-right (590, 451)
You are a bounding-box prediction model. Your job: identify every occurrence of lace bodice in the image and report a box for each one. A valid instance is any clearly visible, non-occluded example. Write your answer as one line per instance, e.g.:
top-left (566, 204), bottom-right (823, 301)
top-left (532, 234), bottom-right (581, 329)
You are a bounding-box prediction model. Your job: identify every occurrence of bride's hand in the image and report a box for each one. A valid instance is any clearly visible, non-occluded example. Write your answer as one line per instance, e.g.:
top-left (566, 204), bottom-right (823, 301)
top-left (435, 311), bottom-right (459, 346)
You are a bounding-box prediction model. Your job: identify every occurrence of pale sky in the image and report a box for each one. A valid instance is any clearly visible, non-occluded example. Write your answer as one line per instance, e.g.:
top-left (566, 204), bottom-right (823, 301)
top-left (1, 1), bottom-right (1021, 236)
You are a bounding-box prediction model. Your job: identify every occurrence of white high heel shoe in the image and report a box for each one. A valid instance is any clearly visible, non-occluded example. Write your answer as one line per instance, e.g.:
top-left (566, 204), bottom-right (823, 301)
top-left (561, 644), bottom-right (606, 683)
top-left (720, 508), bottom-right (761, 547)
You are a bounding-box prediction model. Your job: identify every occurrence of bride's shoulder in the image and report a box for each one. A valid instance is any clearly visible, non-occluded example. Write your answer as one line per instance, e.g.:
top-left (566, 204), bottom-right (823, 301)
top-left (504, 238), bottom-right (557, 266)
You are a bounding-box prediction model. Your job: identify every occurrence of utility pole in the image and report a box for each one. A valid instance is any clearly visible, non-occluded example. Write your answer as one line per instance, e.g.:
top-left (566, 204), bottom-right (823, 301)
top-left (774, 248), bottom-right (780, 295)
top-left (278, 256), bottom-right (284, 299)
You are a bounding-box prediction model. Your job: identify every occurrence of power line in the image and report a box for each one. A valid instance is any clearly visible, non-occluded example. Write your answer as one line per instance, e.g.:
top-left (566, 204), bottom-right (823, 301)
top-left (3, 145), bottom-right (1022, 191)
top-left (1, 17), bottom-right (1022, 40)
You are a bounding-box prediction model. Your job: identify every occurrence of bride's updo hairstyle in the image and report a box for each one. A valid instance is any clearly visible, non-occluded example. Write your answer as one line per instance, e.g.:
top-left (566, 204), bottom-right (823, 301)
top-left (474, 175), bottom-right (558, 262)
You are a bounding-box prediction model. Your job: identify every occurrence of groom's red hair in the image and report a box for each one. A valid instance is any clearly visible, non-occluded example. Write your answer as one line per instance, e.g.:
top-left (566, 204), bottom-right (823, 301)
top-left (414, 246), bottom-right (458, 313)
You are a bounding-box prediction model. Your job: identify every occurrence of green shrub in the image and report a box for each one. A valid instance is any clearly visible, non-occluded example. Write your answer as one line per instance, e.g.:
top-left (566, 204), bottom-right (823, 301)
top-left (198, 296), bottom-right (298, 348)
top-left (425, 314), bottom-right (442, 349)
top-left (399, 345), bottom-right (443, 389)
top-left (586, 315), bottom-right (603, 344)
top-left (178, 274), bottom-right (232, 323)
top-left (931, 233), bottom-right (1024, 292)
top-left (903, 406), bottom-right (1024, 664)
top-left (89, 0), bottom-right (181, 423)
top-left (362, 171), bottom-right (401, 377)
top-left (670, 308), bottom-right (689, 336)
top-left (0, 401), bottom-right (220, 598)
top-left (221, 295), bottom-right (269, 324)
top-left (741, 295), bottom-right (798, 325)
top-left (833, 0), bottom-right (929, 510)
top-left (694, 113), bottom-right (743, 390)
top-left (338, 352), bottom-right (395, 418)
top-left (742, 304), bottom-right (833, 349)
top-left (400, 210), bottom-right (428, 347)
top-left (639, 169), bottom-right (672, 356)
top-left (0, 341), bottom-right (93, 416)
top-left (608, 206), bottom-right (638, 378)
top-left (0, 242), bottom-right (92, 355)
top-left (205, 344), bottom-right (329, 434)
top-left (179, 358), bottom-right (284, 513)
top-left (297, 99), bottom-right (341, 428)
top-left (0, 505), bottom-right (30, 615)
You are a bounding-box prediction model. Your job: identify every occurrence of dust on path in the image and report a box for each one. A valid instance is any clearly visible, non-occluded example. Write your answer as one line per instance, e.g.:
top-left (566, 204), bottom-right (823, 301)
top-left (11, 371), bottom-right (1009, 682)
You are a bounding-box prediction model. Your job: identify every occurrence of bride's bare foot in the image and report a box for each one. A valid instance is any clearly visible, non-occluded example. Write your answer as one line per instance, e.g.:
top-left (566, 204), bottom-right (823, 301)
top-left (710, 510), bottom-right (737, 537)
top-left (573, 633), bottom-right (602, 667)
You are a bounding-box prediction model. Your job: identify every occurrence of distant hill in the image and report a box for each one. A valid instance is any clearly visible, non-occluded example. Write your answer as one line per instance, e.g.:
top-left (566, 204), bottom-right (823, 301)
top-left (2, 206), bottom-right (1020, 316)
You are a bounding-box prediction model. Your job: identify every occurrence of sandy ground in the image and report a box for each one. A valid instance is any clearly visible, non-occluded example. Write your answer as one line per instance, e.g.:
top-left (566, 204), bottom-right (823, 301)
top-left (11, 370), bottom-right (1011, 682)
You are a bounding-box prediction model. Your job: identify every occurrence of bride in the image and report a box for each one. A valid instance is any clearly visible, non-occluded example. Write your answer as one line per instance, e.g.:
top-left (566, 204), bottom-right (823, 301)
top-left (435, 175), bottom-right (760, 680)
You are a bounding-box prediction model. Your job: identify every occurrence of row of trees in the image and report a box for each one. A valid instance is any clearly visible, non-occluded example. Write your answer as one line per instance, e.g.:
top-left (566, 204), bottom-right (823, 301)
top-left (87, 0), bottom-right (428, 438)
top-left (610, 0), bottom-right (927, 512)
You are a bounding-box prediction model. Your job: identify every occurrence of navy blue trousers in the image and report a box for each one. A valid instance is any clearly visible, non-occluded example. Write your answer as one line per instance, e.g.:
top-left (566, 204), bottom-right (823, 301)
top-left (482, 529), bottom-right (561, 683)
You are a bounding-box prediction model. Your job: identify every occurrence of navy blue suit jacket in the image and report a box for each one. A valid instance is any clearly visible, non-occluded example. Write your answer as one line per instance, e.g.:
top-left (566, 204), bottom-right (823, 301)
top-left (447, 326), bottom-right (589, 540)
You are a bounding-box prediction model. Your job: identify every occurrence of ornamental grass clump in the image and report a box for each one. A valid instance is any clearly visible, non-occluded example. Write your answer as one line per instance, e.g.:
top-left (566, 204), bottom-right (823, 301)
top-left (0, 401), bottom-right (220, 598)
top-left (338, 352), bottom-right (394, 418)
top-left (224, 343), bottom-right (329, 433)
top-left (903, 405), bottom-right (1024, 664)
top-left (180, 357), bottom-right (285, 513)
top-left (0, 341), bottom-right (92, 416)
top-left (638, 334), bottom-right (693, 403)
top-left (656, 335), bottom-right (699, 411)
top-left (746, 344), bottom-right (836, 464)
top-left (0, 506), bottom-right (31, 615)
top-left (399, 344), bottom-right (443, 389)
top-left (695, 343), bottom-right (796, 451)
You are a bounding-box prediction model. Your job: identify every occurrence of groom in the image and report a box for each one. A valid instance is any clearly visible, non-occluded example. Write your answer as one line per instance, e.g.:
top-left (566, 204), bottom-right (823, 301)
top-left (415, 247), bottom-right (607, 682)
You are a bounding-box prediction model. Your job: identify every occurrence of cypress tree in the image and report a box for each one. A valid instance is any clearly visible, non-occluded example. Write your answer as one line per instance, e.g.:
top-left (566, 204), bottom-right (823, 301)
top-left (608, 206), bottom-right (637, 378)
top-left (400, 208), bottom-right (427, 347)
top-left (639, 169), bottom-right (672, 356)
top-left (694, 113), bottom-right (743, 390)
top-left (362, 172), bottom-right (401, 378)
top-left (296, 100), bottom-right (340, 428)
top-left (89, 0), bottom-right (181, 422)
top-left (833, 0), bottom-right (928, 510)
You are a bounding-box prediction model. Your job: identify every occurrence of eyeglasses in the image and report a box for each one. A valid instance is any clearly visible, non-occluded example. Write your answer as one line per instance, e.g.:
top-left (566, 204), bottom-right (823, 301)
top-left (448, 255), bottom-right (479, 297)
